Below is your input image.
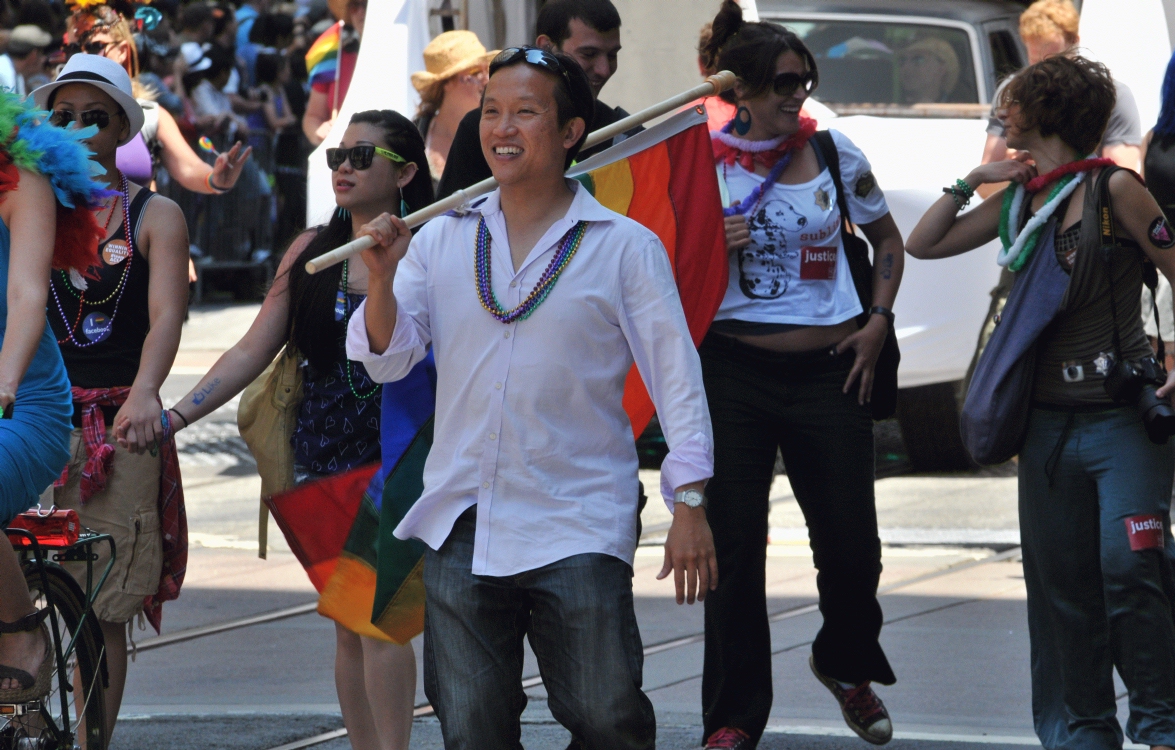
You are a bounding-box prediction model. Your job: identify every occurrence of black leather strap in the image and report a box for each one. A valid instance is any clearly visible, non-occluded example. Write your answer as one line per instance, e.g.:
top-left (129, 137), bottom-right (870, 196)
top-left (0, 608), bottom-right (48, 634)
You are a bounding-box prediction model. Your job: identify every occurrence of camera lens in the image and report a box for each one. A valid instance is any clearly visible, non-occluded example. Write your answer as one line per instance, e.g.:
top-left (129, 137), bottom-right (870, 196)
top-left (1138, 385), bottom-right (1175, 444)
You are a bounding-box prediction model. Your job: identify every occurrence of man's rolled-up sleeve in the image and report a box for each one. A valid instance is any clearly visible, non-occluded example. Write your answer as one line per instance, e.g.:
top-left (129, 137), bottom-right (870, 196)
top-left (345, 243), bottom-right (432, 383)
top-left (616, 236), bottom-right (715, 511)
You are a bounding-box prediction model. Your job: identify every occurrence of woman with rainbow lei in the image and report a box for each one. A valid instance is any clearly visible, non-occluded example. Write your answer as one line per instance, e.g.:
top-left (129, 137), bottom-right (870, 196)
top-left (64, 0), bottom-right (252, 195)
top-left (908, 55), bottom-right (1175, 750)
top-left (0, 74), bottom-right (109, 700)
top-left (34, 54), bottom-right (191, 741)
top-left (697, 3), bottom-right (907, 749)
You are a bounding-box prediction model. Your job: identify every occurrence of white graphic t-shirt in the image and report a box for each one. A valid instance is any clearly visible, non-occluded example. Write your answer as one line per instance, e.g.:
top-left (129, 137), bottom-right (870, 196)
top-left (714, 129), bottom-right (888, 327)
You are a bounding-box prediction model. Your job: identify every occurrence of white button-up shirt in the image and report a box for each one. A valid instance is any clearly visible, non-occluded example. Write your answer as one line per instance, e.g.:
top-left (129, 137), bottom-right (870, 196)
top-left (346, 182), bottom-right (713, 576)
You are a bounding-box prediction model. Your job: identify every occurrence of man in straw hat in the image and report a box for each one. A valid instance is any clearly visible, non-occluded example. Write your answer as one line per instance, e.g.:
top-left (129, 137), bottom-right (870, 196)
top-left (411, 30), bottom-right (495, 181)
top-left (0, 24), bottom-right (51, 97)
top-left (347, 45), bottom-right (717, 749)
top-left (303, 0), bottom-right (367, 145)
top-left (436, 0), bottom-right (640, 200)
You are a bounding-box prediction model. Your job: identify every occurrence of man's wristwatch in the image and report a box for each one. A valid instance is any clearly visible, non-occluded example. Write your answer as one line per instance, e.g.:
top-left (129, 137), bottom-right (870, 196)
top-left (869, 306), bottom-right (895, 325)
top-left (674, 488), bottom-right (706, 509)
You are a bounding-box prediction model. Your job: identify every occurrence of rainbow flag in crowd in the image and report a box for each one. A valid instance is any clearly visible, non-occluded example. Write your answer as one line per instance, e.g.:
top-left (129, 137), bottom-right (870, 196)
top-left (265, 106), bottom-right (725, 643)
top-left (305, 21), bottom-right (343, 88)
top-left (569, 105), bottom-right (728, 437)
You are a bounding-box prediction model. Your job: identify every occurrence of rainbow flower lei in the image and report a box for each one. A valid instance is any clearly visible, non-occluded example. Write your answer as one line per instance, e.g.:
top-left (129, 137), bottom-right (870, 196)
top-left (0, 90), bottom-right (111, 276)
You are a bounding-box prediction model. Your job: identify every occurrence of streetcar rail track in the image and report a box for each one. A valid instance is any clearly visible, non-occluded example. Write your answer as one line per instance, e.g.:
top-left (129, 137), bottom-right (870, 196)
top-left (263, 546), bottom-right (1024, 749)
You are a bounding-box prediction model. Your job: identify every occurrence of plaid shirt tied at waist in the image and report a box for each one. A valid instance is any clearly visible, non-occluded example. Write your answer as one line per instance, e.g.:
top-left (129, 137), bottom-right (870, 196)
top-left (59, 386), bottom-right (188, 633)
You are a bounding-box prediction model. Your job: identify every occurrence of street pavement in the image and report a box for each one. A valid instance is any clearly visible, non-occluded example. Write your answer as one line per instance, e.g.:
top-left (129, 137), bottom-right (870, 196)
top-left (106, 303), bottom-right (1138, 749)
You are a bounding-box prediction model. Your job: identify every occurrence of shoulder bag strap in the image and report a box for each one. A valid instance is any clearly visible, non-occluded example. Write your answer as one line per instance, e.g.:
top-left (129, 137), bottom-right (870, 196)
top-left (1098, 166), bottom-right (1164, 363)
top-left (813, 130), bottom-right (853, 229)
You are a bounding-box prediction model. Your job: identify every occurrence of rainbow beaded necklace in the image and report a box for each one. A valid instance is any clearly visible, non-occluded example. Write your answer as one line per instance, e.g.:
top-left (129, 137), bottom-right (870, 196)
top-left (475, 217), bottom-right (587, 324)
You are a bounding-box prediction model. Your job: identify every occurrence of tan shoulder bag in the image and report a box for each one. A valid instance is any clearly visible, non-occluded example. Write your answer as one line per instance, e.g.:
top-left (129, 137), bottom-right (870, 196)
top-left (237, 346), bottom-right (303, 558)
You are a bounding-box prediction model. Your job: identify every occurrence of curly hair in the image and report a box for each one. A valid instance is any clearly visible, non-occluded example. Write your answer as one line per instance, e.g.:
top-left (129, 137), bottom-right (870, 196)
top-left (998, 55), bottom-right (1114, 155)
top-left (702, 0), bottom-right (818, 104)
top-left (1019, 0), bottom-right (1080, 45)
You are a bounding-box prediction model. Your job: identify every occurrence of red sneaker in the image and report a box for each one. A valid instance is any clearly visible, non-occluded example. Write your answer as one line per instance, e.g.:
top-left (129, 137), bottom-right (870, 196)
top-left (705, 726), bottom-right (753, 749)
top-left (809, 654), bottom-right (893, 745)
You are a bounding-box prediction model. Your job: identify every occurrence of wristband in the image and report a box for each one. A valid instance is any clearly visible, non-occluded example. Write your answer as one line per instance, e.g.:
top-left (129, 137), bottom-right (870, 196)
top-left (869, 305), bottom-right (895, 325)
top-left (205, 171), bottom-right (229, 194)
top-left (168, 406), bottom-right (190, 429)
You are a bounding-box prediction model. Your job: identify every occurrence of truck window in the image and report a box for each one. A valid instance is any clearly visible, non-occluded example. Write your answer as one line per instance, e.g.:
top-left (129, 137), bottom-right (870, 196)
top-left (988, 29), bottom-right (1023, 84)
top-left (779, 20), bottom-right (978, 107)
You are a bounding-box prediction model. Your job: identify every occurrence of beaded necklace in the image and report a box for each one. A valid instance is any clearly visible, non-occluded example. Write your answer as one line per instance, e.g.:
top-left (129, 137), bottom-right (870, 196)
top-left (474, 217), bottom-right (587, 324)
top-left (716, 117), bottom-right (817, 218)
top-left (336, 258), bottom-right (379, 400)
top-left (50, 172), bottom-right (135, 347)
top-left (997, 158), bottom-right (1113, 271)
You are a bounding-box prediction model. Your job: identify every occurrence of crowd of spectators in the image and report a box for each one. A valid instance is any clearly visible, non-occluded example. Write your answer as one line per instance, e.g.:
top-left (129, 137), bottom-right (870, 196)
top-left (0, 0), bottom-right (357, 293)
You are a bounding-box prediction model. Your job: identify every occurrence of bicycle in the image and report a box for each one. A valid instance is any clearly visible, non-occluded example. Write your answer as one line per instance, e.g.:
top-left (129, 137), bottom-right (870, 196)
top-left (2, 508), bottom-right (115, 750)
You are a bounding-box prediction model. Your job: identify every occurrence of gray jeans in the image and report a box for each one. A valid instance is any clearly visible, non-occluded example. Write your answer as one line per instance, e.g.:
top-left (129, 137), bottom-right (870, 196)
top-left (422, 508), bottom-right (655, 750)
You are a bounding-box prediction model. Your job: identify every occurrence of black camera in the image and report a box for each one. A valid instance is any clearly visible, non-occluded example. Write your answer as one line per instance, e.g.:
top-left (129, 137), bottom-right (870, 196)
top-left (1104, 356), bottom-right (1175, 444)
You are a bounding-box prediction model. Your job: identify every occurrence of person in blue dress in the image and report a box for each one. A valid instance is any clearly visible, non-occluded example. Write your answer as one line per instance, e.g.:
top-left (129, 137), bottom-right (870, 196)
top-left (0, 87), bottom-right (110, 699)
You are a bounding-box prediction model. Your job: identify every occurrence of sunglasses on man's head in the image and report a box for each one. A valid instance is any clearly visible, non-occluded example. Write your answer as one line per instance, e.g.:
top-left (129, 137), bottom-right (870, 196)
top-left (326, 145), bottom-right (406, 171)
top-left (49, 109), bottom-right (116, 130)
top-left (772, 71), bottom-right (816, 97)
top-left (490, 46), bottom-right (572, 90)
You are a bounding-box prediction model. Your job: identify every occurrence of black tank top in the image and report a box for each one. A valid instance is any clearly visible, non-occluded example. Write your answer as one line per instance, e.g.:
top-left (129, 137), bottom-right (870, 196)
top-left (49, 188), bottom-right (154, 390)
top-left (1145, 133), bottom-right (1175, 221)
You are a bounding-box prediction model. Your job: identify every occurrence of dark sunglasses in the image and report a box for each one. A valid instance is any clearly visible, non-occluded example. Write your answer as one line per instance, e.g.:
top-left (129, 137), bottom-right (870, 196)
top-left (326, 144), bottom-right (406, 171)
top-left (62, 41), bottom-right (114, 58)
top-left (772, 71), bottom-right (816, 97)
top-left (490, 46), bottom-right (571, 89)
top-left (49, 109), bottom-right (116, 130)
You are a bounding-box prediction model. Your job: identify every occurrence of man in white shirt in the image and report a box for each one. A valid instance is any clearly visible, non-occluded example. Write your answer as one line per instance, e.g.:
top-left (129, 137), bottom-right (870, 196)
top-left (347, 47), bottom-right (716, 748)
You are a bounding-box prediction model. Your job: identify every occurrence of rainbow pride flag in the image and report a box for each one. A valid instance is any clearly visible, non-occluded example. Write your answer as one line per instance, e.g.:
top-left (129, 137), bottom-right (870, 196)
top-left (265, 106), bottom-right (725, 643)
top-left (569, 105), bottom-right (728, 437)
top-left (305, 21), bottom-right (343, 88)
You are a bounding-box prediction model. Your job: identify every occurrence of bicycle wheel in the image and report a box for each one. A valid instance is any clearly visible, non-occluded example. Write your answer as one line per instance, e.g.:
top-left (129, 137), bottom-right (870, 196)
top-left (0, 561), bottom-right (108, 750)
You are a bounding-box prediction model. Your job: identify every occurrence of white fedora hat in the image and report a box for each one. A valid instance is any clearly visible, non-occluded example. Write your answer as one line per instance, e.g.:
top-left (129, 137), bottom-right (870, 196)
top-left (31, 54), bottom-right (145, 147)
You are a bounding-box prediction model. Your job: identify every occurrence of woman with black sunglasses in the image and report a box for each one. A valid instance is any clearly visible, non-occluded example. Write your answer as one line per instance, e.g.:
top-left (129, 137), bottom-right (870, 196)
top-left (32, 53), bottom-right (192, 742)
top-left (160, 109), bottom-right (434, 750)
top-left (697, 3), bottom-right (906, 749)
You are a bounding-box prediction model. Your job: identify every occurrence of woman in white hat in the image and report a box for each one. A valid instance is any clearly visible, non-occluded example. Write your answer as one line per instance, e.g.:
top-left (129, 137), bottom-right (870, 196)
top-left (32, 53), bottom-right (192, 742)
top-left (411, 30), bottom-right (494, 181)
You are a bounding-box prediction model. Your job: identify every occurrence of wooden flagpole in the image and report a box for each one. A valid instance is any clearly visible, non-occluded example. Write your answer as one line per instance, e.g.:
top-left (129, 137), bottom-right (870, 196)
top-left (305, 70), bottom-right (736, 274)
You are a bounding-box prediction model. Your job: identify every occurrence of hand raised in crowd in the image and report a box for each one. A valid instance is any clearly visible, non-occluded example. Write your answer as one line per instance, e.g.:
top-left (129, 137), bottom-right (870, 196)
top-left (724, 213), bottom-right (750, 253)
top-left (836, 314), bottom-right (889, 405)
top-left (357, 212), bottom-right (413, 278)
top-left (210, 141), bottom-right (253, 191)
top-left (658, 491), bottom-right (719, 605)
top-left (113, 388), bottom-right (164, 454)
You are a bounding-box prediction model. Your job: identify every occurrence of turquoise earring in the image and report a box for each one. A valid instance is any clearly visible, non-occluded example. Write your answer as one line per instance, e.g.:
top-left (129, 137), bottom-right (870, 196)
top-left (733, 106), bottom-right (753, 136)
top-left (400, 199), bottom-right (409, 218)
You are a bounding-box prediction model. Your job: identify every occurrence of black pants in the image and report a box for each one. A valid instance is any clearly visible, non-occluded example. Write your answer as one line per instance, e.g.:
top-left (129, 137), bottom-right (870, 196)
top-left (699, 333), bottom-right (896, 743)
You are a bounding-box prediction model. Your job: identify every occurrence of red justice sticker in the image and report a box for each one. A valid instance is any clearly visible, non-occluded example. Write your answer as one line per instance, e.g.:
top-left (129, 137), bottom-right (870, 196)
top-left (1125, 514), bottom-right (1166, 551)
top-left (800, 246), bottom-right (838, 280)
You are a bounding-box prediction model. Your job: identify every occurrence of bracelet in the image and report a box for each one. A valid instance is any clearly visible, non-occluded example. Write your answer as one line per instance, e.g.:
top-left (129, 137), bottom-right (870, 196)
top-left (168, 406), bottom-right (189, 429)
top-left (869, 305), bottom-right (895, 325)
top-left (205, 171), bottom-right (227, 193)
top-left (942, 178), bottom-right (976, 210)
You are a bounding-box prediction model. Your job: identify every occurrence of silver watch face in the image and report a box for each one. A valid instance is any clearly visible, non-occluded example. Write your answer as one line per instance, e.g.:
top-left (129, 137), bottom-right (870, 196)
top-left (678, 489), bottom-right (705, 508)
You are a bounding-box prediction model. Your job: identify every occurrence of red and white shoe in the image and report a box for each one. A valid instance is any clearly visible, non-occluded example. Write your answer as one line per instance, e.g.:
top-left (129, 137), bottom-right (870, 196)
top-left (810, 654), bottom-right (893, 745)
top-left (705, 726), bottom-right (753, 749)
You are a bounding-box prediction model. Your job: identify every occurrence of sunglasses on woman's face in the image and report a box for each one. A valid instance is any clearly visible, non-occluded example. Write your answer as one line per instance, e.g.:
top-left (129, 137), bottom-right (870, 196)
top-left (63, 40), bottom-right (115, 58)
top-left (772, 71), bottom-right (816, 97)
top-left (49, 109), bottom-right (116, 130)
top-left (326, 144), bottom-right (406, 171)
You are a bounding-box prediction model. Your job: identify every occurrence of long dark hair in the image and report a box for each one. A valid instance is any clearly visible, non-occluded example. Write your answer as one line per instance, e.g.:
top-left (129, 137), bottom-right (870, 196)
top-left (703, 0), bottom-right (819, 105)
top-left (285, 109), bottom-right (433, 373)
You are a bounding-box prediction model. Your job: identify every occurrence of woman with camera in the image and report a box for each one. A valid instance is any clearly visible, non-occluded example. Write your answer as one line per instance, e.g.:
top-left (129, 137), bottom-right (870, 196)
top-left (907, 55), bottom-right (1175, 750)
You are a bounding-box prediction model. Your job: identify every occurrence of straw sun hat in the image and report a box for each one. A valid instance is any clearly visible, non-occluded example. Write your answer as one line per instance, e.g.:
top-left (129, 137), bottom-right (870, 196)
top-left (32, 53), bottom-right (144, 147)
top-left (411, 31), bottom-right (496, 93)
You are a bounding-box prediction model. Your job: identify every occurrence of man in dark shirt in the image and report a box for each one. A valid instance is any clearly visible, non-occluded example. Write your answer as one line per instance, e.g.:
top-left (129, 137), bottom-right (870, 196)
top-left (435, 0), bottom-right (640, 199)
